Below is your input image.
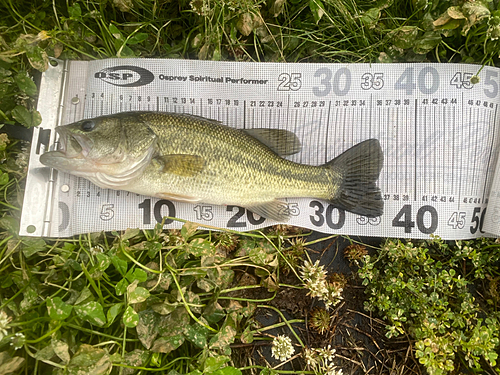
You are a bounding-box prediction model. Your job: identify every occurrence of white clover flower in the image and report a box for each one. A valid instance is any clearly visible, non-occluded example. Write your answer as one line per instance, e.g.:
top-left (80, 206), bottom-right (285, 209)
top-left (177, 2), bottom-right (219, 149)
top-left (0, 311), bottom-right (12, 341)
top-left (300, 261), bottom-right (343, 310)
top-left (10, 332), bottom-right (25, 350)
top-left (301, 260), bottom-right (327, 282)
top-left (90, 245), bottom-right (104, 255)
top-left (317, 344), bottom-right (336, 363)
top-left (304, 347), bottom-right (316, 366)
top-left (325, 364), bottom-right (343, 375)
top-left (271, 335), bottom-right (295, 362)
top-left (304, 345), bottom-right (343, 375)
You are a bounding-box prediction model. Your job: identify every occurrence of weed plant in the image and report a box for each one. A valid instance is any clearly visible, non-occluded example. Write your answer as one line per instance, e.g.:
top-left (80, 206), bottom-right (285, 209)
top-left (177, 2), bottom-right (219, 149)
top-left (1, 0), bottom-right (500, 374)
top-left (2, 0), bottom-right (500, 126)
top-left (359, 237), bottom-right (500, 375)
top-left (0, 215), bottom-right (316, 374)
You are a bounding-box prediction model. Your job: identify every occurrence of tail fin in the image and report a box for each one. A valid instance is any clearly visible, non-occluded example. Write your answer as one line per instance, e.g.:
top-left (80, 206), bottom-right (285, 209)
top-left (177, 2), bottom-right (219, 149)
top-left (325, 139), bottom-right (383, 217)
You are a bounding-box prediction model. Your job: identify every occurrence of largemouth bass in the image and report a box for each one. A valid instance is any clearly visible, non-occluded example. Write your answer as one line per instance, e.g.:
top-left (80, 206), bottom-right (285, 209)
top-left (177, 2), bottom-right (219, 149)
top-left (39, 112), bottom-right (383, 221)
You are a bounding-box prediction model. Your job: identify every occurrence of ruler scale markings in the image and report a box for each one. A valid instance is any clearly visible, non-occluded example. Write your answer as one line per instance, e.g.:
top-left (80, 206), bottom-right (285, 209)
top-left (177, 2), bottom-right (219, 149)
top-left (23, 61), bottom-right (500, 238)
top-left (458, 93), bottom-right (463, 209)
top-left (481, 107), bottom-right (490, 199)
top-left (471, 107), bottom-right (477, 195)
top-left (369, 94), bottom-right (372, 138)
top-left (396, 106), bottom-right (399, 195)
top-left (404, 106), bottom-right (407, 193)
top-left (483, 105), bottom-right (497, 200)
top-left (243, 99), bottom-right (246, 130)
top-left (422, 105), bottom-right (427, 199)
top-left (451, 106), bottom-right (455, 197)
top-left (385, 107), bottom-right (391, 192)
top-left (414, 98), bottom-right (418, 202)
top-left (324, 100), bottom-right (331, 164)
top-left (472, 107), bottom-right (478, 196)
top-left (433, 105), bottom-right (437, 195)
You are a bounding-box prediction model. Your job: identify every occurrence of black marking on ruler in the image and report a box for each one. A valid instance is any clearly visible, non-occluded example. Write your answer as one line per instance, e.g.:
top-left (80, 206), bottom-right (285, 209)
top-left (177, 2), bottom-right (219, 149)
top-left (470, 107), bottom-right (475, 195)
top-left (458, 92), bottom-right (463, 209)
top-left (451, 106), bottom-right (455, 197)
top-left (369, 94), bottom-right (372, 137)
top-left (433, 105), bottom-right (436, 194)
top-left (293, 110), bottom-right (299, 163)
top-left (243, 100), bottom-right (246, 129)
top-left (156, 96), bottom-right (159, 112)
top-left (482, 103), bottom-right (498, 200)
top-left (402, 105), bottom-right (406, 193)
top-left (314, 108), bottom-right (319, 165)
top-left (395, 106), bottom-right (399, 194)
top-left (301, 110), bottom-right (307, 165)
top-left (414, 98), bottom-right (418, 202)
top-left (385, 107), bottom-right (389, 190)
top-left (422, 105), bottom-right (427, 197)
top-left (268, 107), bottom-right (272, 134)
top-left (324, 100), bottom-right (331, 164)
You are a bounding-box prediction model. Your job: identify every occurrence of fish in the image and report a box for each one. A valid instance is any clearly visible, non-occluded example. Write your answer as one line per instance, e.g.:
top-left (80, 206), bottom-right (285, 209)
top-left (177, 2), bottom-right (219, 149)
top-left (39, 111), bottom-right (383, 222)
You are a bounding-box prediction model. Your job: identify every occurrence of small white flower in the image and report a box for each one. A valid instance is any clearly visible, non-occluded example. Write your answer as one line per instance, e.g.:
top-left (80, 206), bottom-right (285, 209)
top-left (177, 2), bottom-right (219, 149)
top-left (271, 335), bottom-right (295, 362)
top-left (317, 344), bottom-right (336, 363)
top-left (90, 245), bottom-right (104, 255)
top-left (0, 311), bottom-right (11, 341)
top-left (10, 332), bottom-right (25, 350)
top-left (300, 261), bottom-right (343, 310)
top-left (304, 347), bottom-right (316, 365)
top-left (325, 363), bottom-right (343, 375)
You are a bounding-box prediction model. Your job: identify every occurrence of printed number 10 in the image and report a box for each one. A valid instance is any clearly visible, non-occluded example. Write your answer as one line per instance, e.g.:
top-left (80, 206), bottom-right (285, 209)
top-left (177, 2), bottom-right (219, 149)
top-left (138, 199), bottom-right (175, 225)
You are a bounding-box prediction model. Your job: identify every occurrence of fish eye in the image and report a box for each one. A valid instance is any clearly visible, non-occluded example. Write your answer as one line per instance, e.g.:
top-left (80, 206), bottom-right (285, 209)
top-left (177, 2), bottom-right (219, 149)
top-left (80, 120), bottom-right (95, 132)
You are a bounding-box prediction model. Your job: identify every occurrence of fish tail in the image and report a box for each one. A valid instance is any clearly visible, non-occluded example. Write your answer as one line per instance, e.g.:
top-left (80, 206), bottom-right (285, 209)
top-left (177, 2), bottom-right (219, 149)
top-left (324, 139), bottom-right (383, 217)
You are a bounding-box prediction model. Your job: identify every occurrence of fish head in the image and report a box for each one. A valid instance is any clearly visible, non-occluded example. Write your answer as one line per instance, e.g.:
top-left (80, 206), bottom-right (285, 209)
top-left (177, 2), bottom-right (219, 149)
top-left (40, 114), bottom-right (157, 182)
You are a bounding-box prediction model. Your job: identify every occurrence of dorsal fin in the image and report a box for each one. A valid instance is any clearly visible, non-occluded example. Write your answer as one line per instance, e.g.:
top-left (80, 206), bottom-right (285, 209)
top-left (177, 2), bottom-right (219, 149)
top-left (243, 129), bottom-right (301, 156)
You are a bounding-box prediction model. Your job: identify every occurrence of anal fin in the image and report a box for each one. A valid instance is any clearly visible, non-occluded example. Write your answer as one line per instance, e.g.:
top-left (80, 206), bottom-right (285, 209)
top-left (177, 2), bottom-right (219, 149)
top-left (246, 200), bottom-right (290, 222)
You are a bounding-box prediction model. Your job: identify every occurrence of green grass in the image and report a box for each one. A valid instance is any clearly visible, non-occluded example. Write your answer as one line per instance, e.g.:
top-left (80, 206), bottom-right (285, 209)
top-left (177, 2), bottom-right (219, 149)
top-left (1, 0), bottom-right (500, 374)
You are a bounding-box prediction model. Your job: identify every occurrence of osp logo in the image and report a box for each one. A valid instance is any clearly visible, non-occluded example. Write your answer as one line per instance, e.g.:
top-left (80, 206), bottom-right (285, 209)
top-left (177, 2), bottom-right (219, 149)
top-left (94, 65), bottom-right (154, 87)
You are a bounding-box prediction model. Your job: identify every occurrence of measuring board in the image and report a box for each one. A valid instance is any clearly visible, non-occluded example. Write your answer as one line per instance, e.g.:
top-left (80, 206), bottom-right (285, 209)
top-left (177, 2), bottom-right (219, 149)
top-left (19, 59), bottom-right (500, 239)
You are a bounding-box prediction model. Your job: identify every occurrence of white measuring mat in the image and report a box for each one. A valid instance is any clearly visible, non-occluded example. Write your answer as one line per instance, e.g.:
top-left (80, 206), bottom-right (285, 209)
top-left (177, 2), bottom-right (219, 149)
top-left (20, 59), bottom-right (500, 239)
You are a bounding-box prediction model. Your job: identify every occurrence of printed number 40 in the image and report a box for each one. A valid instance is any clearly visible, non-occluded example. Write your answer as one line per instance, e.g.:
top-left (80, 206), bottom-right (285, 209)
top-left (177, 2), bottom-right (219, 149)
top-left (392, 204), bottom-right (438, 234)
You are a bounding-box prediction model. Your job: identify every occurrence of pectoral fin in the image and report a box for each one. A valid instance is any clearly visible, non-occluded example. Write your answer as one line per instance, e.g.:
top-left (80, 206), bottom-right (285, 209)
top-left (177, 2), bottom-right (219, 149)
top-left (246, 200), bottom-right (290, 222)
top-left (243, 129), bottom-right (301, 156)
top-left (154, 154), bottom-right (206, 177)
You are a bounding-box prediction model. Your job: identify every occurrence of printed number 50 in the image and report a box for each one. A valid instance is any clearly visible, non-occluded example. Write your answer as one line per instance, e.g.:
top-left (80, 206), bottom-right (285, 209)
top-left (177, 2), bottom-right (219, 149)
top-left (470, 207), bottom-right (486, 234)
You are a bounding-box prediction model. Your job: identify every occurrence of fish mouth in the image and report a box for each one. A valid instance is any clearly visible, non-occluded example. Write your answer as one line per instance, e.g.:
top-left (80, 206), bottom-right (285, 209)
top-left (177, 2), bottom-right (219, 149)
top-left (55, 127), bottom-right (92, 159)
top-left (39, 128), bottom-right (93, 171)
